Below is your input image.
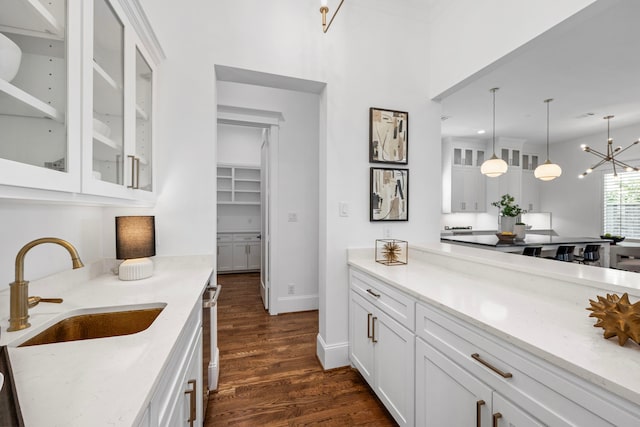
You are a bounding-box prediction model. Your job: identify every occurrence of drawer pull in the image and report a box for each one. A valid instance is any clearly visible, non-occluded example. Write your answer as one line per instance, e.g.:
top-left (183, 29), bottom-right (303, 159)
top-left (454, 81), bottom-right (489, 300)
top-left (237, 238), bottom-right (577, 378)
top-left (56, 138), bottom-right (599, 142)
top-left (185, 379), bottom-right (196, 427)
top-left (366, 288), bottom-right (381, 298)
top-left (476, 400), bottom-right (485, 427)
top-left (367, 313), bottom-right (373, 339)
top-left (471, 353), bottom-right (512, 379)
top-left (372, 316), bottom-right (378, 343)
top-left (492, 412), bottom-right (502, 427)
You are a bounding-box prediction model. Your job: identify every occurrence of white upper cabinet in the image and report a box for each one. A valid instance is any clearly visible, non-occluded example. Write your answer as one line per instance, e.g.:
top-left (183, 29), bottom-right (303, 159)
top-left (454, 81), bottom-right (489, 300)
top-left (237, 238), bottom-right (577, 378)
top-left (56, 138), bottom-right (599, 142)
top-left (0, 0), bottom-right (161, 203)
top-left (0, 0), bottom-right (82, 192)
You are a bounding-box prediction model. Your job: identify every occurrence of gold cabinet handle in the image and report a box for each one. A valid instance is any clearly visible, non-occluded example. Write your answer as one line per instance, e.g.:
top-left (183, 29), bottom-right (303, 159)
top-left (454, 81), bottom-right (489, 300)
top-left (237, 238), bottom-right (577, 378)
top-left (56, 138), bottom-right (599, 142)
top-left (367, 313), bottom-right (372, 339)
top-left (127, 155), bottom-right (135, 188)
top-left (492, 412), bottom-right (502, 427)
top-left (476, 400), bottom-right (485, 427)
top-left (372, 316), bottom-right (378, 343)
top-left (134, 157), bottom-right (140, 189)
top-left (471, 353), bottom-right (512, 378)
top-left (185, 379), bottom-right (196, 427)
top-left (366, 288), bottom-right (380, 298)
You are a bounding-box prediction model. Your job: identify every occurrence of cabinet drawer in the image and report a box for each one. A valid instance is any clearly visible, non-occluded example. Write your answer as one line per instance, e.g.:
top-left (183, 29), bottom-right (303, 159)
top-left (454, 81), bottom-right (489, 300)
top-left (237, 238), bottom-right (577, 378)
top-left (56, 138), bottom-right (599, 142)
top-left (350, 268), bottom-right (414, 330)
top-left (417, 302), bottom-right (635, 426)
top-left (233, 233), bottom-right (260, 242)
top-left (216, 234), bottom-right (233, 242)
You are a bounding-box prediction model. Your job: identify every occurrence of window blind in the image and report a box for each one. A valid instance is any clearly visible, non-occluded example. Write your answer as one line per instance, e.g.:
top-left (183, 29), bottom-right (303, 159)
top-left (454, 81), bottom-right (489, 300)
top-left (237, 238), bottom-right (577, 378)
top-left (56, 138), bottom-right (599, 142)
top-left (603, 171), bottom-right (640, 237)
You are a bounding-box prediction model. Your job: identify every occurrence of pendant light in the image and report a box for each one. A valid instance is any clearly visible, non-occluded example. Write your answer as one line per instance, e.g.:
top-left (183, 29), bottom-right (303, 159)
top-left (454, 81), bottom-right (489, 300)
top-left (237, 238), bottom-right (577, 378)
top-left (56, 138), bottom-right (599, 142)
top-left (534, 98), bottom-right (562, 181)
top-left (481, 88), bottom-right (508, 177)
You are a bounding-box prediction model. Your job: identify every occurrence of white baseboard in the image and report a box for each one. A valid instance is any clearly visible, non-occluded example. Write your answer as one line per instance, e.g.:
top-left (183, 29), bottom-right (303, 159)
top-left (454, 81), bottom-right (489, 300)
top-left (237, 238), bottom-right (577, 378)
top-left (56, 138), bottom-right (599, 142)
top-left (277, 294), bottom-right (318, 313)
top-left (316, 333), bottom-right (349, 370)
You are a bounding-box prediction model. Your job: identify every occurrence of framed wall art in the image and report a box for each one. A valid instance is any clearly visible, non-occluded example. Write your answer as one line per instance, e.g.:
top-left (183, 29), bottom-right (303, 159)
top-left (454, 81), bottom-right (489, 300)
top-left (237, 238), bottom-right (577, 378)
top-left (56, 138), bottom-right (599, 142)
top-left (370, 167), bottom-right (409, 221)
top-left (369, 107), bottom-right (408, 164)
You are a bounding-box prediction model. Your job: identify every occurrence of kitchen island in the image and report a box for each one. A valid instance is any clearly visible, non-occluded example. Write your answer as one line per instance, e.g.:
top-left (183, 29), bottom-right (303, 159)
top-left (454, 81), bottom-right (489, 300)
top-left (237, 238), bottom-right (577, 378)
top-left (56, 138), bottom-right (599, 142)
top-left (347, 243), bottom-right (640, 426)
top-left (0, 256), bottom-right (213, 427)
top-left (441, 234), bottom-right (611, 267)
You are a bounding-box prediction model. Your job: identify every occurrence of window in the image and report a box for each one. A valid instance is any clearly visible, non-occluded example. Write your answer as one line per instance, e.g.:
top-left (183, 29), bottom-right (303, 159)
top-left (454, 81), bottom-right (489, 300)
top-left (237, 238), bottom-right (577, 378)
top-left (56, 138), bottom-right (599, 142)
top-left (603, 171), bottom-right (640, 237)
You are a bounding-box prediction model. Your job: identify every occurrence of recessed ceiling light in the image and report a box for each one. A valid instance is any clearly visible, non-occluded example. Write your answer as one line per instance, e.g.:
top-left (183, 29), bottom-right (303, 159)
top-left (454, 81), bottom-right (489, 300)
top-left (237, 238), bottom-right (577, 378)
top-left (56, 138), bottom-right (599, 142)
top-left (477, 130), bottom-right (486, 134)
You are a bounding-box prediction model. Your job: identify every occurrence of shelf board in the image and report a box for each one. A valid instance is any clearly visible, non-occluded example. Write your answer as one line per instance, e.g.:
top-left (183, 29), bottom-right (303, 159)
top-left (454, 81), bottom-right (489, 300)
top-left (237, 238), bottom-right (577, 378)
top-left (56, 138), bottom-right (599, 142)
top-left (217, 175), bottom-right (232, 179)
top-left (93, 60), bottom-right (119, 91)
top-left (0, 0), bottom-right (64, 39)
top-left (93, 131), bottom-right (122, 162)
top-left (0, 78), bottom-right (64, 122)
top-left (135, 104), bottom-right (148, 120)
top-left (234, 190), bottom-right (260, 193)
top-left (218, 202), bottom-right (260, 206)
top-left (235, 178), bottom-right (260, 183)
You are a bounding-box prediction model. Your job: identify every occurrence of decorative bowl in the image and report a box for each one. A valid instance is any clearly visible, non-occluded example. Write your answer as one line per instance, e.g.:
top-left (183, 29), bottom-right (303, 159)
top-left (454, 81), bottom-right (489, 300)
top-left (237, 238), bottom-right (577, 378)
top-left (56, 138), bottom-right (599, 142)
top-left (600, 235), bottom-right (625, 244)
top-left (495, 232), bottom-right (516, 243)
top-left (0, 33), bottom-right (22, 82)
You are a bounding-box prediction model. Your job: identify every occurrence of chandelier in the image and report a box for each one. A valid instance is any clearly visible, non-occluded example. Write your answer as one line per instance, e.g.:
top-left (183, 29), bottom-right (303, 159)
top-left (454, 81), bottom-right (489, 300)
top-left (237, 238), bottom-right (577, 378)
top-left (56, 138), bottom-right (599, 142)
top-left (579, 115), bottom-right (640, 178)
top-left (319, 0), bottom-right (345, 33)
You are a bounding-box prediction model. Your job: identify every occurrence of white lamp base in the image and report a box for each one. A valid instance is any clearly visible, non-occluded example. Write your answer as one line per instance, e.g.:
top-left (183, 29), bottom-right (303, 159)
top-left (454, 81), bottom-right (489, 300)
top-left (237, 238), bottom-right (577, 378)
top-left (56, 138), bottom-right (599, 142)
top-left (119, 258), bottom-right (154, 281)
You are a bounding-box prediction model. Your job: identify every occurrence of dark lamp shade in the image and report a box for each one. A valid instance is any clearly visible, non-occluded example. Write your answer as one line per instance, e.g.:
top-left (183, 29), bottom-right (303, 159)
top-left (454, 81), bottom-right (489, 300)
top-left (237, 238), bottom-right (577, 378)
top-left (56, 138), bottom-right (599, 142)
top-left (115, 216), bottom-right (156, 260)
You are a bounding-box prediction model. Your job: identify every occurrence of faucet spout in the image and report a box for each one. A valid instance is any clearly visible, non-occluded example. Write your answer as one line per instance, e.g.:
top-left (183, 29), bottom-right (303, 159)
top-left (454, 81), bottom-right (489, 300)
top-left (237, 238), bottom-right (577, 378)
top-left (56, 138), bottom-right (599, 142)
top-left (8, 238), bottom-right (84, 332)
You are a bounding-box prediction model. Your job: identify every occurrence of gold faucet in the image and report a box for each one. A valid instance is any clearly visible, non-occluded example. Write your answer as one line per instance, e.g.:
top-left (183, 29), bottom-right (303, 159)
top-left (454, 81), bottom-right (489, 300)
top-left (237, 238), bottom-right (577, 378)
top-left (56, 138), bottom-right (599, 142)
top-left (8, 238), bottom-right (84, 332)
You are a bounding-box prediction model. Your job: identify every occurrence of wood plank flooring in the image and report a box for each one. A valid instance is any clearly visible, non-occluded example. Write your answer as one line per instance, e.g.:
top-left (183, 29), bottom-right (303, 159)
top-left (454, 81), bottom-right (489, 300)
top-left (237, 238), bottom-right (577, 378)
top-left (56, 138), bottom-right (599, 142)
top-left (205, 273), bottom-right (397, 426)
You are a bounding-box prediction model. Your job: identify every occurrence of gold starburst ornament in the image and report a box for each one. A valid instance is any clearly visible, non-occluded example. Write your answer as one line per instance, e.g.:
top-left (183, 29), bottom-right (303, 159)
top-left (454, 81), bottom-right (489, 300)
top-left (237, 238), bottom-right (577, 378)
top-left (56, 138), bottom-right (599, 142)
top-left (375, 239), bottom-right (407, 266)
top-left (586, 293), bottom-right (640, 346)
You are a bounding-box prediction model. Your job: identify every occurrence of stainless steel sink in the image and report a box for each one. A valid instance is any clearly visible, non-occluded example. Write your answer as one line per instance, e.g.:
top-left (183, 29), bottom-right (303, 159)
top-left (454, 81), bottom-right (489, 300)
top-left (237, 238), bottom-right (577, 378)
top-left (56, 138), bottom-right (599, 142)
top-left (19, 305), bottom-right (165, 347)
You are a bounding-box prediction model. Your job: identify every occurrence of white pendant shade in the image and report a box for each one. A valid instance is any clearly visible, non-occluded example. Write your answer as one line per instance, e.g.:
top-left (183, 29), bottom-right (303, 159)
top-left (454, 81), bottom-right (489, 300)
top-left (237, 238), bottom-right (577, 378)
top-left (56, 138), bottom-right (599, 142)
top-left (534, 160), bottom-right (562, 181)
top-left (481, 155), bottom-right (508, 177)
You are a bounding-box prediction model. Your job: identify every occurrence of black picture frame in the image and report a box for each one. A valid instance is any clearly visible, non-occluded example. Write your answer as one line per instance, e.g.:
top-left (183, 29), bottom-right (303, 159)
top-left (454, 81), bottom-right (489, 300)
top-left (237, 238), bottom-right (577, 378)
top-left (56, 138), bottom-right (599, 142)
top-left (370, 167), bottom-right (409, 221)
top-left (369, 107), bottom-right (409, 164)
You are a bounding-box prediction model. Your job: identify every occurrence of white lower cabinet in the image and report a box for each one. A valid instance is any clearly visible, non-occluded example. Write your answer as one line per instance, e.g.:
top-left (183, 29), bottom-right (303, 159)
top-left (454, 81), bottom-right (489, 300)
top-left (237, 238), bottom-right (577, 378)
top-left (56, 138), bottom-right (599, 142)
top-left (349, 274), bottom-right (414, 427)
top-left (217, 242), bottom-right (233, 272)
top-left (217, 233), bottom-right (261, 273)
top-left (140, 301), bottom-right (203, 427)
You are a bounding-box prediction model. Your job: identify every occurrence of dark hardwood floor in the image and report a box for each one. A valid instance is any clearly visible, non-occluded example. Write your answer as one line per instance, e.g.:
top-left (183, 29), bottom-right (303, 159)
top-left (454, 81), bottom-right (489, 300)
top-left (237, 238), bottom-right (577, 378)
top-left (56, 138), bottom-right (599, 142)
top-left (205, 272), bottom-right (397, 426)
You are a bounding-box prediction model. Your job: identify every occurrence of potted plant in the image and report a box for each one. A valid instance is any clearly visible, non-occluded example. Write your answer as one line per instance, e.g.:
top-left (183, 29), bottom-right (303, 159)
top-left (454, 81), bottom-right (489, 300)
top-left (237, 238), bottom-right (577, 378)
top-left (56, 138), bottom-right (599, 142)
top-left (492, 194), bottom-right (526, 233)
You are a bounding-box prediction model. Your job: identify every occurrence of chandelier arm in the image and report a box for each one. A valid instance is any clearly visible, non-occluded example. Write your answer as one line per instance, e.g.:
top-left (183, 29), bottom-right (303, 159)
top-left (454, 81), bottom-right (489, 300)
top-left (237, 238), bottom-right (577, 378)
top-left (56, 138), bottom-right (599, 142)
top-left (587, 159), bottom-right (610, 171)
top-left (585, 150), bottom-right (609, 160)
top-left (613, 159), bottom-right (637, 170)
top-left (613, 141), bottom-right (640, 156)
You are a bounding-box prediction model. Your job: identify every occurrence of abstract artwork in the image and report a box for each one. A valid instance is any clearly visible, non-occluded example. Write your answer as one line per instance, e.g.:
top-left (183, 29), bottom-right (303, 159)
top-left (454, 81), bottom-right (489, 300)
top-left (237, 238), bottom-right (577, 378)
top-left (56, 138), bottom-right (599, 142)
top-left (369, 107), bottom-right (408, 164)
top-left (370, 167), bottom-right (409, 221)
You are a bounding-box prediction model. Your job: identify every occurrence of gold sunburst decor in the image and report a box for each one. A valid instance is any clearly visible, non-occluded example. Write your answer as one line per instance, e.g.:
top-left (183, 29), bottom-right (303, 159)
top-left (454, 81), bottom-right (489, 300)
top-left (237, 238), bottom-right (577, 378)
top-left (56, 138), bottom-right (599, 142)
top-left (586, 293), bottom-right (640, 346)
top-left (375, 239), bottom-right (407, 266)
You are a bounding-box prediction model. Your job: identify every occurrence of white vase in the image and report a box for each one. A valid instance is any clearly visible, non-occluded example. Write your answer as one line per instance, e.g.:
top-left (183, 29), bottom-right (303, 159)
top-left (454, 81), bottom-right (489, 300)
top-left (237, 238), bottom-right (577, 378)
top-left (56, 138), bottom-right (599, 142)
top-left (513, 224), bottom-right (526, 239)
top-left (500, 216), bottom-right (516, 233)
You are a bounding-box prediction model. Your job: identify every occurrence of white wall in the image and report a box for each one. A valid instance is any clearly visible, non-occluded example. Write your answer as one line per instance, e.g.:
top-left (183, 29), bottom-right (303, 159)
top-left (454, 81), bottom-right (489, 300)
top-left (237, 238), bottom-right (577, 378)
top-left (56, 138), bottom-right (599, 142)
top-left (217, 123), bottom-right (262, 166)
top-left (217, 81), bottom-right (320, 313)
top-left (0, 202), bottom-right (103, 286)
top-left (542, 122), bottom-right (640, 236)
top-left (427, 0), bottom-right (598, 98)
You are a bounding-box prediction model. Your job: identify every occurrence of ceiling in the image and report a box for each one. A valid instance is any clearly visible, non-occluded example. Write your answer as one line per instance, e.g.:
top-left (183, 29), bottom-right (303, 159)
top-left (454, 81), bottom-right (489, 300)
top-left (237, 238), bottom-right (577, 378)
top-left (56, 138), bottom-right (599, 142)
top-left (440, 0), bottom-right (640, 145)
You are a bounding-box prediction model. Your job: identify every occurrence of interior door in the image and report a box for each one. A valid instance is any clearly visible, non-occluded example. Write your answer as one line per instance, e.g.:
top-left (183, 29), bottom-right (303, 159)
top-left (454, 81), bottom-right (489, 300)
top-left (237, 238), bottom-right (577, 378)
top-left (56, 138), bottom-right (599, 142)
top-left (260, 129), bottom-right (270, 310)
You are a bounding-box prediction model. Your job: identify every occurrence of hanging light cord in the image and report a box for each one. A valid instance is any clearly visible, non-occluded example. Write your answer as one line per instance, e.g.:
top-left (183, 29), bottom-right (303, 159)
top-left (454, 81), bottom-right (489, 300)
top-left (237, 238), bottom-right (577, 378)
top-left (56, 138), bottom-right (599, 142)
top-left (491, 88), bottom-right (498, 155)
top-left (545, 99), bottom-right (551, 160)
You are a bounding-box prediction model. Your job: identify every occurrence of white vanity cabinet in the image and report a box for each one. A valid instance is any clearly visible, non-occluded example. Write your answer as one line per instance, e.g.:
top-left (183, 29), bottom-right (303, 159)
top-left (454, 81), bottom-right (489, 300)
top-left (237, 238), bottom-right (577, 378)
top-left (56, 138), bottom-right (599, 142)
top-left (0, 0), bottom-right (160, 203)
top-left (349, 269), bottom-right (415, 427)
top-left (140, 300), bottom-right (203, 427)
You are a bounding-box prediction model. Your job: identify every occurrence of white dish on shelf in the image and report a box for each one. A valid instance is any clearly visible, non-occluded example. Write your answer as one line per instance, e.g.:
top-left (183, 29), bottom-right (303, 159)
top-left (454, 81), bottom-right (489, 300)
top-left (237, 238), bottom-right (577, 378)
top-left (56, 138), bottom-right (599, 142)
top-left (93, 117), bottom-right (111, 138)
top-left (0, 33), bottom-right (22, 82)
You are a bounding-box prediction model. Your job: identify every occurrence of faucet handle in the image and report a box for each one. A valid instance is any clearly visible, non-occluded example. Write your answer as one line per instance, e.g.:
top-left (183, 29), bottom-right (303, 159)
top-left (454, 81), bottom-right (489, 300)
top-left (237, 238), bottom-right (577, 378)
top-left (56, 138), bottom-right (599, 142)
top-left (27, 296), bottom-right (63, 308)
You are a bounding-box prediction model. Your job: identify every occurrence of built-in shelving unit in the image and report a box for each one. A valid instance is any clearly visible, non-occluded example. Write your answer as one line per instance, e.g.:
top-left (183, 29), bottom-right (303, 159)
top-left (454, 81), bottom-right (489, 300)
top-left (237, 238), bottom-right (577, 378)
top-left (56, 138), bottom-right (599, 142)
top-left (0, 0), bottom-right (65, 39)
top-left (0, 78), bottom-right (64, 122)
top-left (217, 164), bottom-right (260, 205)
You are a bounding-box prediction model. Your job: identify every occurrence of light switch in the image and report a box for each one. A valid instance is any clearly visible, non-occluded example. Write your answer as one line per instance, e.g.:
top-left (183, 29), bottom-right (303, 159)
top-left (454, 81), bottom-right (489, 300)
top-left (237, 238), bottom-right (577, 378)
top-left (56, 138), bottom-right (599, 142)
top-left (339, 202), bottom-right (349, 217)
top-left (288, 212), bottom-right (298, 222)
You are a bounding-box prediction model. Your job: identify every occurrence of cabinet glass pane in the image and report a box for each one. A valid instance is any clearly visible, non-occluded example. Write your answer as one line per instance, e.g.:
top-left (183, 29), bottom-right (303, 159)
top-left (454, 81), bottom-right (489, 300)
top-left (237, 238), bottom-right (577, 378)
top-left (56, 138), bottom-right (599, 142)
top-left (0, 1), bottom-right (67, 171)
top-left (532, 155), bottom-right (539, 169)
top-left (93, 0), bottom-right (124, 185)
top-left (523, 154), bottom-right (530, 170)
top-left (135, 48), bottom-right (152, 191)
top-left (464, 149), bottom-right (473, 166)
top-left (476, 150), bottom-right (484, 165)
top-left (453, 148), bottom-right (462, 165)
top-left (501, 148), bottom-right (509, 162)
top-left (512, 150), bottom-right (520, 166)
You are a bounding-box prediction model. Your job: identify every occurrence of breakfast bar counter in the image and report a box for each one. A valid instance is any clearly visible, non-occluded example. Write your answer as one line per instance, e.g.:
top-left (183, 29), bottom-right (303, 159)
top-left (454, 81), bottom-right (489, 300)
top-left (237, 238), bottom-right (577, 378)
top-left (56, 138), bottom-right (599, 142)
top-left (441, 234), bottom-right (611, 267)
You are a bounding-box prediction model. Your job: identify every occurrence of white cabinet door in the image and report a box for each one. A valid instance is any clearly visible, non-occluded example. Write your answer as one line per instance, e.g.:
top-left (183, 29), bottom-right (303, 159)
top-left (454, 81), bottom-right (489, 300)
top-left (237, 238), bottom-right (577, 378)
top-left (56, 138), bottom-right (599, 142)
top-left (217, 243), bottom-right (233, 272)
top-left (349, 291), bottom-right (375, 386)
top-left (247, 242), bottom-right (261, 270)
top-left (521, 171), bottom-right (540, 212)
top-left (183, 331), bottom-right (203, 427)
top-left (498, 169), bottom-right (522, 203)
top-left (416, 338), bottom-right (492, 427)
top-left (492, 392), bottom-right (544, 427)
top-left (232, 243), bottom-right (248, 270)
top-left (374, 309), bottom-right (415, 427)
top-left (451, 167), bottom-right (467, 212)
top-left (451, 167), bottom-right (486, 212)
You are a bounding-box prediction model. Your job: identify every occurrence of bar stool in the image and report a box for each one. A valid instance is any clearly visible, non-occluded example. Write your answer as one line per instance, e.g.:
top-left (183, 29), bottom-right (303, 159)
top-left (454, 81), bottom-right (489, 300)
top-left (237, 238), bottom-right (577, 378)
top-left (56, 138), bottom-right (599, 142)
top-left (522, 247), bottom-right (542, 257)
top-left (546, 245), bottom-right (575, 262)
top-left (575, 244), bottom-right (601, 266)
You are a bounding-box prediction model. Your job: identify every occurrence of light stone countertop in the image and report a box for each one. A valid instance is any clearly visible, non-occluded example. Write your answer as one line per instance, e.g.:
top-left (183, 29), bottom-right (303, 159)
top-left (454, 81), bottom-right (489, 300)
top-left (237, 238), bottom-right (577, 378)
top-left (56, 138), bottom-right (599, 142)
top-left (348, 242), bottom-right (640, 407)
top-left (0, 255), bottom-right (214, 427)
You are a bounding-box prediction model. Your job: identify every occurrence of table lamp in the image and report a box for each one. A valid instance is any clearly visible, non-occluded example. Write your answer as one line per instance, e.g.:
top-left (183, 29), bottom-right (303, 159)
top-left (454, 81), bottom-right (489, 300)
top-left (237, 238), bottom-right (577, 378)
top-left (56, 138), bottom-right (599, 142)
top-left (115, 216), bottom-right (156, 280)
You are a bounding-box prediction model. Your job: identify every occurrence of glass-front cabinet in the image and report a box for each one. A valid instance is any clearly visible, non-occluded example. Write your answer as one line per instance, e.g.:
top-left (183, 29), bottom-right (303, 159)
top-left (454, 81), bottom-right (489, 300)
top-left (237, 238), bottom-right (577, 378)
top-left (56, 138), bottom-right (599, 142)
top-left (0, 0), bottom-right (159, 202)
top-left (0, 0), bottom-right (81, 192)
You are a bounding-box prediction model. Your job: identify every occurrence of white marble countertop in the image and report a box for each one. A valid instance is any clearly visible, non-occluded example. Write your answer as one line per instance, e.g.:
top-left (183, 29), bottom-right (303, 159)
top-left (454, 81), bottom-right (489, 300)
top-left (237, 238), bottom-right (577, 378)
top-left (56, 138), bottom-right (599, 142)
top-left (0, 255), bottom-right (214, 427)
top-left (348, 243), bottom-right (640, 407)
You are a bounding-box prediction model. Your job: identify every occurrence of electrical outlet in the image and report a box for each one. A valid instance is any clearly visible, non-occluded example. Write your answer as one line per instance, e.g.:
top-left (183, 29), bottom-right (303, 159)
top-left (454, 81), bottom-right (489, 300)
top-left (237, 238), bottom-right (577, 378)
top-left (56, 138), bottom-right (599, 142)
top-left (288, 284), bottom-right (295, 295)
